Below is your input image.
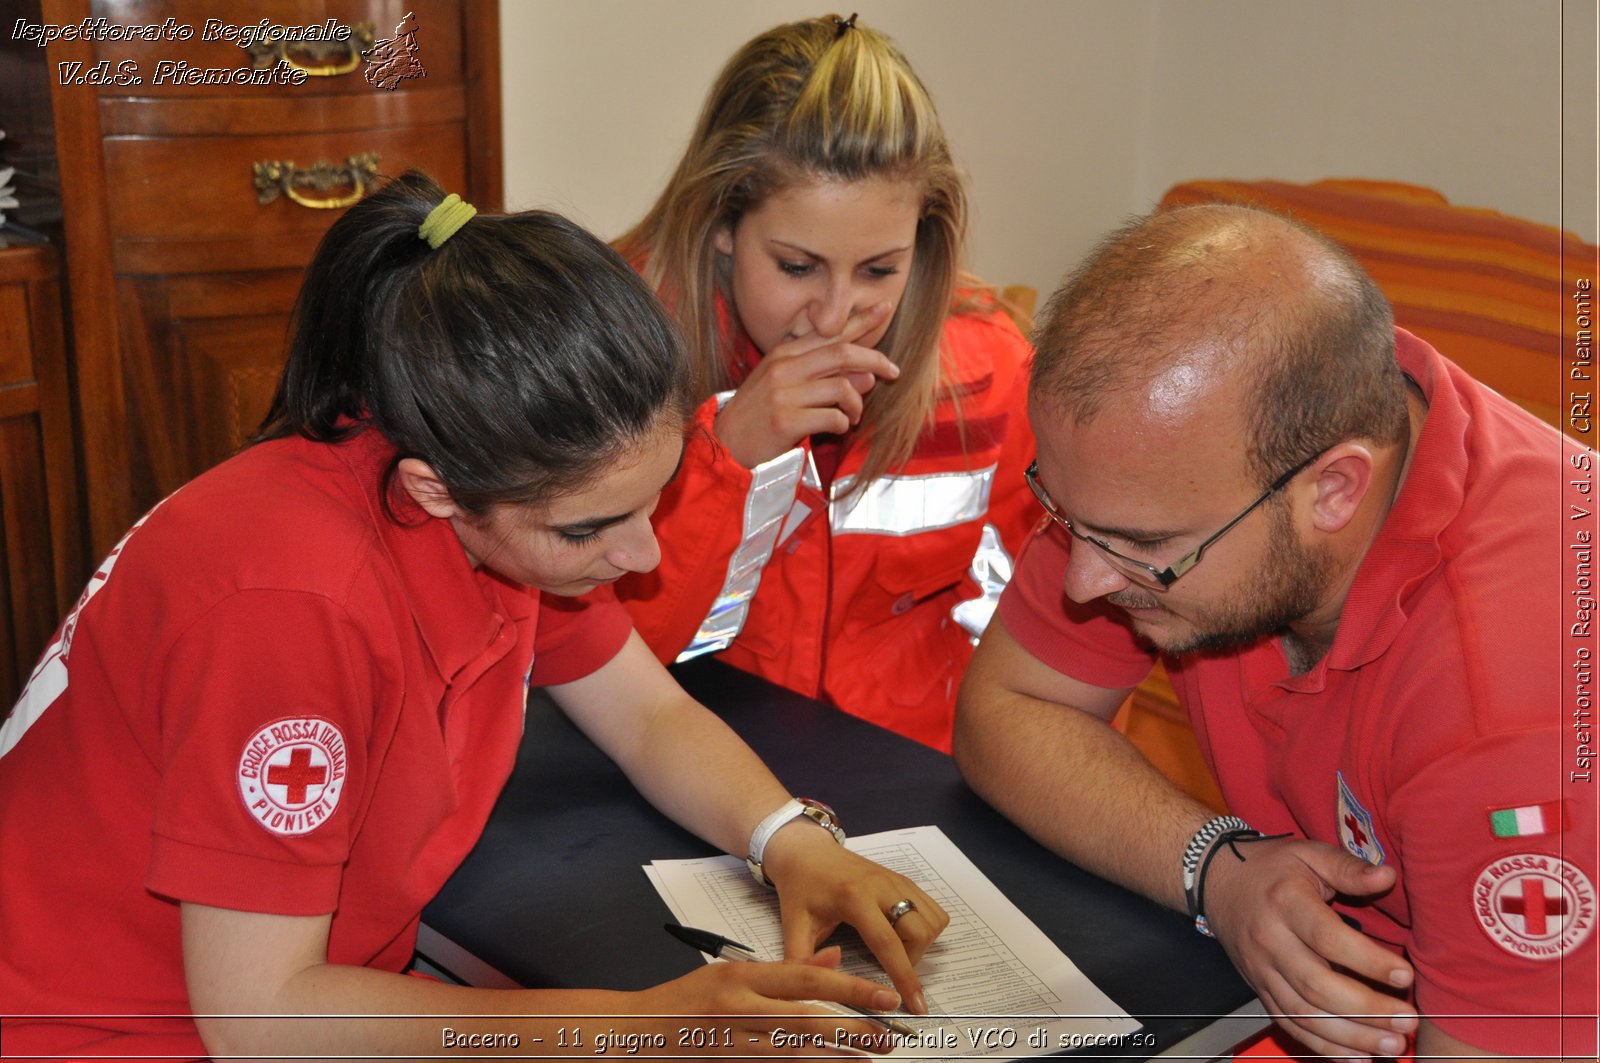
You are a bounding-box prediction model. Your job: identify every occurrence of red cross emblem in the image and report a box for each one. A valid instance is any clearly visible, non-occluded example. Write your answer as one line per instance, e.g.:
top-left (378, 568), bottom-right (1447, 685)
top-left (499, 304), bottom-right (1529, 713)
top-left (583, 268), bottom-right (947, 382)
top-left (1499, 877), bottom-right (1568, 937)
top-left (237, 717), bottom-right (348, 837)
top-left (1474, 853), bottom-right (1595, 961)
top-left (266, 746), bottom-right (329, 805)
top-left (1336, 772), bottom-right (1384, 865)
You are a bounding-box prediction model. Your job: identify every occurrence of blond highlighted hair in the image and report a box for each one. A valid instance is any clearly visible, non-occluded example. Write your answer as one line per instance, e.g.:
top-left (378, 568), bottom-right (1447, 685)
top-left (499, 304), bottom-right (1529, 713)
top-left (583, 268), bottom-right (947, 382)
top-left (617, 14), bottom-right (968, 490)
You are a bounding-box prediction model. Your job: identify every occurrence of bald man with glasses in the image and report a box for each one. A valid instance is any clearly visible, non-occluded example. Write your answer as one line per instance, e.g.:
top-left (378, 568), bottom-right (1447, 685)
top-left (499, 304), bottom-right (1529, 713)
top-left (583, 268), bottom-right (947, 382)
top-left (954, 204), bottom-right (1594, 1062)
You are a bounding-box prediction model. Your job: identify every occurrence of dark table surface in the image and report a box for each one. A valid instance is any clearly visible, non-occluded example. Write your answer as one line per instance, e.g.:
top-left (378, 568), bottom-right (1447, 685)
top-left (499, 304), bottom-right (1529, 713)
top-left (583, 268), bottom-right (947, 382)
top-left (422, 659), bottom-right (1254, 1058)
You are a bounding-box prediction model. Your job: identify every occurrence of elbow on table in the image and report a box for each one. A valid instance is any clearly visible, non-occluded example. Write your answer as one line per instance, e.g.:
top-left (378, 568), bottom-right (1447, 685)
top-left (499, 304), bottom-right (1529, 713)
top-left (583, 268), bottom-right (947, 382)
top-left (950, 669), bottom-right (1004, 788)
top-left (193, 1015), bottom-right (271, 1062)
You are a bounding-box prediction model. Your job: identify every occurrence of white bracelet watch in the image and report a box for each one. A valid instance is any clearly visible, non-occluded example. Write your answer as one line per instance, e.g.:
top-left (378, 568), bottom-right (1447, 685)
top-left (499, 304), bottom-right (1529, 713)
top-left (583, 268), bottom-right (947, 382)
top-left (746, 797), bottom-right (845, 887)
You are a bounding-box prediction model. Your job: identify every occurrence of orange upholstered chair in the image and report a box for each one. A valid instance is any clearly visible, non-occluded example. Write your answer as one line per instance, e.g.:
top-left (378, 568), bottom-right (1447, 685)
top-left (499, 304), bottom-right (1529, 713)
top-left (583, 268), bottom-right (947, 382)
top-left (1158, 177), bottom-right (1597, 435)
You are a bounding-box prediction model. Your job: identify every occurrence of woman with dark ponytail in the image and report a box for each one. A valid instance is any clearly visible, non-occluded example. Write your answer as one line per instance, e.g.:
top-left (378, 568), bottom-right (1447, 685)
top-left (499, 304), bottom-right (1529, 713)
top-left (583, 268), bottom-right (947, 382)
top-left (0, 171), bottom-right (944, 1059)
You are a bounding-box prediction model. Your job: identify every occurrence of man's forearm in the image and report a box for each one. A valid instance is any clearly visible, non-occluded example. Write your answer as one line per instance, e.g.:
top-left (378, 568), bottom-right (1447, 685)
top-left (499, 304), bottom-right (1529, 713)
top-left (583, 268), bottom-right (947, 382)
top-left (953, 684), bottom-right (1216, 910)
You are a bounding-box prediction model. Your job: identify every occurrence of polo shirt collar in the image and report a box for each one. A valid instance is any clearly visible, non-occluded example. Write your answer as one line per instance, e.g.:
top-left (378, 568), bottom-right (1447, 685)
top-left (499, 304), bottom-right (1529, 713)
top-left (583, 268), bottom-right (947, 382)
top-left (1313, 327), bottom-right (1468, 675)
top-left (333, 426), bottom-right (523, 685)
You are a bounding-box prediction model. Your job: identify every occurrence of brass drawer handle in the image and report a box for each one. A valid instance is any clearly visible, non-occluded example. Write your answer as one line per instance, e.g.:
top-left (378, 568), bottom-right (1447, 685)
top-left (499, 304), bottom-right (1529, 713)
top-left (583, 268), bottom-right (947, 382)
top-left (244, 22), bottom-right (375, 77)
top-left (253, 153), bottom-right (380, 210)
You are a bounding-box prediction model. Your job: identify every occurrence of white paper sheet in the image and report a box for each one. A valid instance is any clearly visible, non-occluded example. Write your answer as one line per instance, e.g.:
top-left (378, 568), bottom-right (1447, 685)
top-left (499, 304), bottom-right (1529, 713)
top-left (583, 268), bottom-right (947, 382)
top-left (645, 825), bottom-right (1142, 1059)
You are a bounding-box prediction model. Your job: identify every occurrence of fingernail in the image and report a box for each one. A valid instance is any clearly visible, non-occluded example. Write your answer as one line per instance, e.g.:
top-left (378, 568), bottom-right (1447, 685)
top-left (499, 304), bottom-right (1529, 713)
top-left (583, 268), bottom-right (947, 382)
top-left (909, 991), bottom-right (926, 1015)
top-left (1379, 1035), bottom-right (1404, 1055)
top-left (1390, 1012), bottom-right (1417, 1032)
top-left (871, 988), bottom-right (900, 1011)
top-left (1388, 968), bottom-right (1414, 988)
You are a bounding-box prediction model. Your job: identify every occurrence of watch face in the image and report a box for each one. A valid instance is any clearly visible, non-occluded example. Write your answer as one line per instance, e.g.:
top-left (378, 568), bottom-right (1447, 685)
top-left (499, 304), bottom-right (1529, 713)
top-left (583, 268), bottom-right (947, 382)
top-left (797, 800), bottom-right (846, 844)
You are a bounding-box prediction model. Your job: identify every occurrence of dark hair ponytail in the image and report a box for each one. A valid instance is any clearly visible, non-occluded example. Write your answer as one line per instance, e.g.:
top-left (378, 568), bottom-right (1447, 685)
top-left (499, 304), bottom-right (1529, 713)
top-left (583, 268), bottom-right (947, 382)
top-left (259, 170), bottom-right (690, 514)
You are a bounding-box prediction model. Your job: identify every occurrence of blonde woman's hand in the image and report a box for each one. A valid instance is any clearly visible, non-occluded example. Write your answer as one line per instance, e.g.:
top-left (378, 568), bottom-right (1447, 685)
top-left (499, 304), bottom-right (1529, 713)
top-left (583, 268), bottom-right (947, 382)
top-left (714, 302), bottom-right (900, 468)
top-left (629, 947), bottom-right (901, 1056)
top-left (761, 823), bottom-right (949, 1016)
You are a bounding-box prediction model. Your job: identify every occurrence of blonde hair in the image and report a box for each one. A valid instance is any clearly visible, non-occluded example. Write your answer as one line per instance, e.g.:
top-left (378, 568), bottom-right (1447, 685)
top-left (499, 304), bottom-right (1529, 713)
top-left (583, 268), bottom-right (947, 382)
top-left (618, 14), bottom-right (968, 489)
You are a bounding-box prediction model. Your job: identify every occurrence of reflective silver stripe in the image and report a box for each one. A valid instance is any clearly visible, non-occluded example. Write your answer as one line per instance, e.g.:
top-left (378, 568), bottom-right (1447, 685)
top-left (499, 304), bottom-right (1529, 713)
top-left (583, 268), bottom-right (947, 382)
top-left (775, 449), bottom-right (822, 547)
top-left (830, 464), bottom-right (996, 536)
top-left (952, 521), bottom-right (1014, 641)
top-left (2, 504), bottom-right (161, 759)
top-left (676, 442), bottom-right (806, 662)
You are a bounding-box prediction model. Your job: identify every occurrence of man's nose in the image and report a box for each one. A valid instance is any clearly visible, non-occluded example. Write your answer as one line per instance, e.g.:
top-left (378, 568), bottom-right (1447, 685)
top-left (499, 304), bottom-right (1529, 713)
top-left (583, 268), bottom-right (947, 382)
top-left (1062, 540), bottom-right (1134, 604)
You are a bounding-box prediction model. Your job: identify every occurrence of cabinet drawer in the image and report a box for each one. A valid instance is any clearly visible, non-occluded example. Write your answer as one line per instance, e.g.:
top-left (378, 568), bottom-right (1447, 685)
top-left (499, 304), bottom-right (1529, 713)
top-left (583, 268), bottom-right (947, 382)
top-left (104, 123), bottom-right (468, 273)
top-left (89, 0), bottom-right (463, 97)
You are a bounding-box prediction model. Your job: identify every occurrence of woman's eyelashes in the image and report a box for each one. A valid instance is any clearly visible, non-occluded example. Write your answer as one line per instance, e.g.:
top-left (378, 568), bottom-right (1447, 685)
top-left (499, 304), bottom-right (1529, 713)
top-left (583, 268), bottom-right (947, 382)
top-left (775, 258), bottom-right (901, 279)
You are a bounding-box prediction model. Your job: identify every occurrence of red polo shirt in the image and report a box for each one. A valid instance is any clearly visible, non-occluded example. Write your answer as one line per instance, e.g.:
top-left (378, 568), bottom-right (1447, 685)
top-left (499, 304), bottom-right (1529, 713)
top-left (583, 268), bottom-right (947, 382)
top-left (0, 427), bottom-right (632, 1058)
top-left (999, 330), bottom-right (1596, 1056)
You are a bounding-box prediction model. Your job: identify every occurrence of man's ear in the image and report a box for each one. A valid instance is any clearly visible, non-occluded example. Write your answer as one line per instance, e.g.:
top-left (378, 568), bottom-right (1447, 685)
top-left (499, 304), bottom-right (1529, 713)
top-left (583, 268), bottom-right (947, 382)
top-left (395, 458), bottom-right (460, 520)
top-left (1304, 443), bottom-right (1376, 534)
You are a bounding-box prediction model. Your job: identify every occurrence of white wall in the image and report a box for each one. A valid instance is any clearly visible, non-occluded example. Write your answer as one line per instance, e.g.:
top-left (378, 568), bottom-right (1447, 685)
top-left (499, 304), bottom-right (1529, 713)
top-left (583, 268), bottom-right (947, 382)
top-left (500, 0), bottom-right (1595, 298)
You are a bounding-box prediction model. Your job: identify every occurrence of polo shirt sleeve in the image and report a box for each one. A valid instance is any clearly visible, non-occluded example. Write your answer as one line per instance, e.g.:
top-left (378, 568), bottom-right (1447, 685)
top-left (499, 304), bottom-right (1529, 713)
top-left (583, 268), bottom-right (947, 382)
top-left (996, 523), bottom-right (1156, 690)
top-left (528, 585), bottom-right (634, 687)
top-left (145, 588), bottom-right (378, 916)
top-left (1390, 728), bottom-right (1596, 1055)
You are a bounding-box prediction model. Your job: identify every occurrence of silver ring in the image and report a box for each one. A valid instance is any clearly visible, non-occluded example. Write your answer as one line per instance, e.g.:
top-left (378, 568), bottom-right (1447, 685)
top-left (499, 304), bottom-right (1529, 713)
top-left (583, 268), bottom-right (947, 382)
top-left (887, 898), bottom-right (917, 926)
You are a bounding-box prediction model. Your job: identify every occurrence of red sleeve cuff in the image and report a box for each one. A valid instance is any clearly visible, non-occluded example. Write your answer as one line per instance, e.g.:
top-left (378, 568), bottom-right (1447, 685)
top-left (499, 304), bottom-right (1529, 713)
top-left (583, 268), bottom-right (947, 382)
top-left (147, 833), bottom-right (343, 914)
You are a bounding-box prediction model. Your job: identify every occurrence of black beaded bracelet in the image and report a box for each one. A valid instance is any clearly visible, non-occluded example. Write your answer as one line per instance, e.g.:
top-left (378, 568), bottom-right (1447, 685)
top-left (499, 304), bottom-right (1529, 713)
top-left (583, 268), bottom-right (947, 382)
top-left (1181, 815), bottom-right (1250, 924)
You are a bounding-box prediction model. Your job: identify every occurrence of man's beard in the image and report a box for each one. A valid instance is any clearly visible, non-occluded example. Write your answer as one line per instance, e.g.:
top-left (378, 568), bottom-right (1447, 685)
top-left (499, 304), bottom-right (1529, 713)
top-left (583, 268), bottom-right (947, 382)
top-left (1108, 500), bottom-right (1335, 657)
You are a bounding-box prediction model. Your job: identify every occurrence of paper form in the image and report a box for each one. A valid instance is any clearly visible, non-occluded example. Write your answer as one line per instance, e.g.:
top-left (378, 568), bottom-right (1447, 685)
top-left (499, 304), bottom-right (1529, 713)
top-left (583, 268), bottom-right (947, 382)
top-left (645, 825), bottom-right (1141, 1059)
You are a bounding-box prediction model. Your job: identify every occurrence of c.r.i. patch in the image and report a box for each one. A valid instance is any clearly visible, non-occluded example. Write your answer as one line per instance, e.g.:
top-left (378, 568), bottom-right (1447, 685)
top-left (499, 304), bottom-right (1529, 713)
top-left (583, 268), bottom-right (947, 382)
top-left (1336, 771), bottom-right (1385, 865)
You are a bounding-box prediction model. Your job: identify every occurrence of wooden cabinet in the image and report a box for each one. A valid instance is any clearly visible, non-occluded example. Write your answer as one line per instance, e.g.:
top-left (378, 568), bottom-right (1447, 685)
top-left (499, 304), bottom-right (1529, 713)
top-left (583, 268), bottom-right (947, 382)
top-left (0, 242), bottom-right (86, 700)
top-left (46, 0), bottom-right (502, 556)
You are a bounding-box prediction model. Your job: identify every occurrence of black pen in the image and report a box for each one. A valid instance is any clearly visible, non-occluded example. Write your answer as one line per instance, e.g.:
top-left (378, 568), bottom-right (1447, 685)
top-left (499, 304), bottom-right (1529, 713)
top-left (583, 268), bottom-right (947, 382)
top-left (664, 922), bottom-right (917, 1036)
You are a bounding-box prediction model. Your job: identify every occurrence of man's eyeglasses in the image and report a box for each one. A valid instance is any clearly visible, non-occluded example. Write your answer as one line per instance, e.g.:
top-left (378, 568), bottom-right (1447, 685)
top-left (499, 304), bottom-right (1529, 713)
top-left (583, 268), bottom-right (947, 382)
top-left (1024, 454), bottom-right (1319, 588)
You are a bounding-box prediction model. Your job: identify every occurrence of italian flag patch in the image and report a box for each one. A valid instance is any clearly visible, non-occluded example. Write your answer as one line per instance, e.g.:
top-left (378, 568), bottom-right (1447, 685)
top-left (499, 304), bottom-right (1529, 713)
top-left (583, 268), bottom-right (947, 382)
top-left (1488, 800), bottom-right (1568, 838)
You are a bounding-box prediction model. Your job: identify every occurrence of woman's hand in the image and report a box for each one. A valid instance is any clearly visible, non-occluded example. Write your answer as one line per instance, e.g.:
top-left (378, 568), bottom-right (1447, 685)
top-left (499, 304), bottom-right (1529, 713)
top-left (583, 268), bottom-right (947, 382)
top-left (761, 823), bottom-right (950, 1015)
top-left (714, 303), bottom-right (900, 468)
top-left (631, 947), bottom-right (900, 1056)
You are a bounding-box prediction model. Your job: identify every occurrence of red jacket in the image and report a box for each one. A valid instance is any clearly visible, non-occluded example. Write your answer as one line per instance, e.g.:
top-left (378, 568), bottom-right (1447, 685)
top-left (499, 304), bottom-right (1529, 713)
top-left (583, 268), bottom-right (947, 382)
top-left (617, 303), bottom-right (1035, 750)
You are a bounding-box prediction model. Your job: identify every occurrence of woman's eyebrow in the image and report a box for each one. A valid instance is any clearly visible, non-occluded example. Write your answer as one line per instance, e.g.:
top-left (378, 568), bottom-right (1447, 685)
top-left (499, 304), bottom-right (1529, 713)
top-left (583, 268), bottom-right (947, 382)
top-left (768, 238), bottom-right (913, 264)
top-left (553, 441), bottom-right (688, 533)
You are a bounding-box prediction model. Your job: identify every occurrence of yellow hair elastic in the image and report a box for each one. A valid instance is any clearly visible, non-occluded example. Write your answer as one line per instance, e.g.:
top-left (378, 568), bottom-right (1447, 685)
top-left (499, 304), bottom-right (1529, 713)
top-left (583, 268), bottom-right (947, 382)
top-left (418, 193), bottom-right (478, 248)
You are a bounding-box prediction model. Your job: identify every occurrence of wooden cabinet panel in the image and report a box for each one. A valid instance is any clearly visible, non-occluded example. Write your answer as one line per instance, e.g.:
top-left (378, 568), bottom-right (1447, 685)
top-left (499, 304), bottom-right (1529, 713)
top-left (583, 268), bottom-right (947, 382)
top-left (113, 276), bottom-right (300, 499)
top-left (46, 0), bottom-right (501, 556)
top-left (179, 313), bottom-right (298, 471)
top-left (0, 286), bottom-right (39, 385)
top-left (0, 244), bottom-right (87, 702)
top-left (0, 417), bottom-right (58, 696)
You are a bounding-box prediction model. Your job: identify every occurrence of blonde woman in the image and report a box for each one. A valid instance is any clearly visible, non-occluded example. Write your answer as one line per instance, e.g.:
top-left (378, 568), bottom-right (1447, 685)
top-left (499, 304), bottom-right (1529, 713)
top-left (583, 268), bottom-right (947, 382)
top-left (616, 14), bottom-right (1035, 751)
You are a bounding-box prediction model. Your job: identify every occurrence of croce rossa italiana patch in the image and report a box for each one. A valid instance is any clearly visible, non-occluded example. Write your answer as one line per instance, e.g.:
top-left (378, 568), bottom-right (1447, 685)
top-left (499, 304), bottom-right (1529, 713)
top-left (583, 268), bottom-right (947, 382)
top-left (236, 716), bottom-right (348, 837)
top-left (1473, 851), bottom-right (1595, 961)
